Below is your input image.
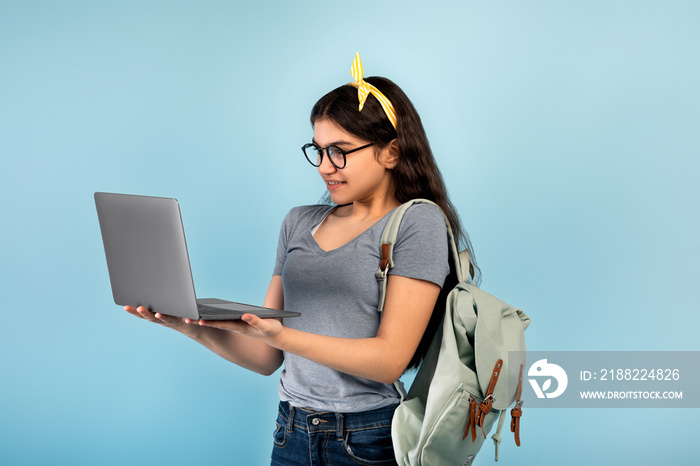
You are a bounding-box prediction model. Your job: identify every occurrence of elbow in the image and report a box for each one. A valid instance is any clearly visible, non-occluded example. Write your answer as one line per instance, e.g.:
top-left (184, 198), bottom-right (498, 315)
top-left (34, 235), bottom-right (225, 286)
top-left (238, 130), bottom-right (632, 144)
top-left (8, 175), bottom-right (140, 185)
top-left (249, 365), bottom-right (279, 377)
top-left (258, 358), bottom-right (284, 376)
top-left (376, 363), bottom-right (407, 385)
top-left (377, 375), bottom-right (400, 385)
top-left (371, 344), bottom-right (412, 384)
top-left (257, 364), bottom-right (281, 377)
top-left (239, 352), bottom-right (283, 377)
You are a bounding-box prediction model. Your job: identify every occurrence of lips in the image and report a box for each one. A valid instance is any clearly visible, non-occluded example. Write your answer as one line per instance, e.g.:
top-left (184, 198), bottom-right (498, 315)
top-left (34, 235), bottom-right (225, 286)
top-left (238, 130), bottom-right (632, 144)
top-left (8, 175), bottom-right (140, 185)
top-left (325, 180), bottom-right (346, 190)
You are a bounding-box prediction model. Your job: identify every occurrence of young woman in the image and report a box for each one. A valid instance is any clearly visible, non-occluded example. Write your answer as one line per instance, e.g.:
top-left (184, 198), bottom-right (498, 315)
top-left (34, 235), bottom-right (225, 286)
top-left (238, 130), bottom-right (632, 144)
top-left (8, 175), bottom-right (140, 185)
top-left (124, 54), bottom-right (477, 465)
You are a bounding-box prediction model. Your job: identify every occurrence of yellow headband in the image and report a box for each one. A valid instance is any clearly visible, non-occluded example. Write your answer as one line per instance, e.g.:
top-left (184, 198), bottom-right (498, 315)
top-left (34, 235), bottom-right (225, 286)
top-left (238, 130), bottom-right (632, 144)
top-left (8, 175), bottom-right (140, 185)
top-left (349, 52), bottom-right (397, 130)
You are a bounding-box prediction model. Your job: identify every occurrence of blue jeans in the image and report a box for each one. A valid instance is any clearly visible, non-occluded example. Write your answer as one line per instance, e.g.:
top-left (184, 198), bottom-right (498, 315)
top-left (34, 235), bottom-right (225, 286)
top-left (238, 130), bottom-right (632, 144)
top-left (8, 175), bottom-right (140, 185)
top-left (270, 401), bottom-right (399, 466)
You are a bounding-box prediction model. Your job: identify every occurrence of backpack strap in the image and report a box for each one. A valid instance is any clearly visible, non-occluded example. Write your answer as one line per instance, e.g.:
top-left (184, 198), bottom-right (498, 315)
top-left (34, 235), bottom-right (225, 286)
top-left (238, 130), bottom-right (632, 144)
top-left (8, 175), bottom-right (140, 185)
top-left (375, 199), bottom-right (467, 313)
top-left (491, 409), bottom-right (507, 462)
top-left (476, 359), bottom-right (503, 438)
top-left (510, 364), bottom-right (525, 446)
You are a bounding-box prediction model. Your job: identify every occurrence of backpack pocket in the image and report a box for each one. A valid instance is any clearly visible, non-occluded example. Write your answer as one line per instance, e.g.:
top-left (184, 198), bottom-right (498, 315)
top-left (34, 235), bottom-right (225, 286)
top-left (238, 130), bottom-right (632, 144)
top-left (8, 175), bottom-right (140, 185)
top-left (419, 383), bottom-right (499, 465)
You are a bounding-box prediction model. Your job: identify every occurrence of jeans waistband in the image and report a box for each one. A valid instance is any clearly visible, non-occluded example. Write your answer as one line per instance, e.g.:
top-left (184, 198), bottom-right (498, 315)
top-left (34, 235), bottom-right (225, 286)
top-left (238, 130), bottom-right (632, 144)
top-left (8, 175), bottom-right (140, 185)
top-left (278, 401), bottom-right (397, 438)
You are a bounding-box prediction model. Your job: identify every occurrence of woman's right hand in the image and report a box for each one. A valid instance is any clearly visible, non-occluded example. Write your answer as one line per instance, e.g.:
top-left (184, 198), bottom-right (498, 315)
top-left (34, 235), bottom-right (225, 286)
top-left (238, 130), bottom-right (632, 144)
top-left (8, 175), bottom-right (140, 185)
top-left (123, 305), bottom-right (196, 334)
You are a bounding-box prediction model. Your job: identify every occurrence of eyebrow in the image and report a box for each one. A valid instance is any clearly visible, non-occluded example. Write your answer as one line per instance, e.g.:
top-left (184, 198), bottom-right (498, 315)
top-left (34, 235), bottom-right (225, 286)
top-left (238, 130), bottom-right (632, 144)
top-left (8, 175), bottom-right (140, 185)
top-left (311, 138), bottom-right (354, 147)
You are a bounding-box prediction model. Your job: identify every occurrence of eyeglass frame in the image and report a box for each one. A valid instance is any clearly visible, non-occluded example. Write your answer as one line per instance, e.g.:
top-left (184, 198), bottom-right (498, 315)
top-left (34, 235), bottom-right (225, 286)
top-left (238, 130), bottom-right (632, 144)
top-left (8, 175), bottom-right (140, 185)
top-left (301, 142), bottom-right (375, 169)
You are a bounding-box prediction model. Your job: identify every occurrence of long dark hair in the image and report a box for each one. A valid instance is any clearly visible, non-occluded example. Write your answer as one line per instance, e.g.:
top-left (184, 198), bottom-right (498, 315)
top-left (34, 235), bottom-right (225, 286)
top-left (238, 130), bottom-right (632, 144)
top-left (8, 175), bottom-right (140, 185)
top-left (310, 77), bottom-right (480, 371)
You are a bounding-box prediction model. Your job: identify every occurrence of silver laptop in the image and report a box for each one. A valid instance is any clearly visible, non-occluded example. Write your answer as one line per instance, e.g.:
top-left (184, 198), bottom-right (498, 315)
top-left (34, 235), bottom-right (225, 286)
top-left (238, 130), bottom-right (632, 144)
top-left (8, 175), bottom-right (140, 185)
top-left (94, 192), bottom-right (300, 321)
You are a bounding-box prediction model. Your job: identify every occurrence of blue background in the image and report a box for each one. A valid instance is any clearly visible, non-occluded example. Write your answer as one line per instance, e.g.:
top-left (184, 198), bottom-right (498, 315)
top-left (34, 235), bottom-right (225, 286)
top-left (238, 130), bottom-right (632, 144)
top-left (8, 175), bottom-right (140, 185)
top-left (1, 1), bottom-right (698, 464)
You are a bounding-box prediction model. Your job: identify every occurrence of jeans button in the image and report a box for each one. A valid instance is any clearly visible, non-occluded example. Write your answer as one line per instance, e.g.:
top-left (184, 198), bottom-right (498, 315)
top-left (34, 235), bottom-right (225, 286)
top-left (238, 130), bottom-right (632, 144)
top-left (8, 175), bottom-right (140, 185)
top-left (311, 418), bottom-right (321, 426)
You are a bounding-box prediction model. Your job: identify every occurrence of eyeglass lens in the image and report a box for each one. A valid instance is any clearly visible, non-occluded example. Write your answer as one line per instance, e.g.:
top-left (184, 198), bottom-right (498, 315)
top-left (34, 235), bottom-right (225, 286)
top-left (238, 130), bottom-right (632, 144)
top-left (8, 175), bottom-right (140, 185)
top-left (303, 144), bottom-right (346, 168)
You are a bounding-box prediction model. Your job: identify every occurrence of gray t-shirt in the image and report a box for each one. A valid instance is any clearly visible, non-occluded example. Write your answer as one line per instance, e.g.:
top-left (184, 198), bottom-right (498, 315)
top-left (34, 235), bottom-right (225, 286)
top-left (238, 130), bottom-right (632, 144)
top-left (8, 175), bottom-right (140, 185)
top-left (272, 203), bottom-right (450, 412)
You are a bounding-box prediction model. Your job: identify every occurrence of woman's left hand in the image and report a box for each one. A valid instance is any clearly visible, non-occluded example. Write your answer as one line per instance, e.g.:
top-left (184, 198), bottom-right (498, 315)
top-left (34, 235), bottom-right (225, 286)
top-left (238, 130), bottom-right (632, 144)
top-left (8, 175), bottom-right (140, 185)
top-left (195, 314), bottom-right (284, 345)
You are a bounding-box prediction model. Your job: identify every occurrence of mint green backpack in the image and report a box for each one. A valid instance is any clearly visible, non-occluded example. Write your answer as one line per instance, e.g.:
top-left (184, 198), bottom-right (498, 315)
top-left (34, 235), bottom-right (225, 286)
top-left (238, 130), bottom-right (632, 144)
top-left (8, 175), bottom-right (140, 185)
top-left (377, 199), bottom-right (531, 465)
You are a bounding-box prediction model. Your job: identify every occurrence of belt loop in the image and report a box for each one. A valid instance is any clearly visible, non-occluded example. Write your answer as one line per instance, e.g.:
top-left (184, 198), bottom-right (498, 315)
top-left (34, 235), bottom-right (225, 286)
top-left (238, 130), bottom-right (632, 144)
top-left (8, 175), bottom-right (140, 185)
top-left (286, 404), bottom-right (295, 434)
top-left (335, 412), bottom-right (344, 439)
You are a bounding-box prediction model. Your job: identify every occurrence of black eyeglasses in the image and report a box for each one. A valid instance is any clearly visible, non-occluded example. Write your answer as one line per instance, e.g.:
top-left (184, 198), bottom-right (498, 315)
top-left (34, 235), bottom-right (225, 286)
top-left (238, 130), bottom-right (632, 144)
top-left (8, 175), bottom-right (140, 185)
top-left (301, 142), bottom-right (374, 169)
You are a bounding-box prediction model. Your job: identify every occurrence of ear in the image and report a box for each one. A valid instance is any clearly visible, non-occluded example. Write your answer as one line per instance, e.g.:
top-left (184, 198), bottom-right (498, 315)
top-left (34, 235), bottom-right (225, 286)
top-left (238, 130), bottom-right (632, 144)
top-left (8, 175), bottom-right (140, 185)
top-left (382, 139), bottom-right (400, 169)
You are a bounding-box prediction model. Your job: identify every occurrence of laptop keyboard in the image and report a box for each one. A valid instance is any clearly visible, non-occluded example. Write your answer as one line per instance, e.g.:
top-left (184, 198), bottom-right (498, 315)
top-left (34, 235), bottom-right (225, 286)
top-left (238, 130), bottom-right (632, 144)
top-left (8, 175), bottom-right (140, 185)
top-left (196, 303), bottom-right (244, 318)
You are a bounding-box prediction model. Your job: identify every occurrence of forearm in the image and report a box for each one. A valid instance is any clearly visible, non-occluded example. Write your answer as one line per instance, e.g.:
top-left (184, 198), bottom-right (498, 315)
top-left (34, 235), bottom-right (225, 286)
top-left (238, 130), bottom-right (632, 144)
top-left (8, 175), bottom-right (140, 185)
top-left (271, 328), bottom-right (404, 384)
top-left (182, 324), bottom-right (283, 376)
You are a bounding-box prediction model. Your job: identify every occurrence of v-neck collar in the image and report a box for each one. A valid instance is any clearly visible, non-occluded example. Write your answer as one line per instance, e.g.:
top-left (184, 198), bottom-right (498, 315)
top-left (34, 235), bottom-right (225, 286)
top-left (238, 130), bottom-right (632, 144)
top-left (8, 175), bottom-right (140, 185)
top-left (308, 205), bottom-right (397, 255)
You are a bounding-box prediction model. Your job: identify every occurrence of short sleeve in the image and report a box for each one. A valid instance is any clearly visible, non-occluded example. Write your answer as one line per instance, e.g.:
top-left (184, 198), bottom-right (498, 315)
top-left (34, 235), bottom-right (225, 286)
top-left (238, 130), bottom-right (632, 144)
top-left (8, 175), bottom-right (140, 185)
top-left (389, 203), bottom-right (450, 287)
top-left (272, 209), bottom-right (295, 276)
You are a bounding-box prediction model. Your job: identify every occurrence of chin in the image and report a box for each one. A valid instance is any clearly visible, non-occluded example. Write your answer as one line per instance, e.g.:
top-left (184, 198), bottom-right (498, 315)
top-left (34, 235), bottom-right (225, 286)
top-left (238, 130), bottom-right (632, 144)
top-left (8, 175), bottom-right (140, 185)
top-left (328, 192), bottom-right (349, 205)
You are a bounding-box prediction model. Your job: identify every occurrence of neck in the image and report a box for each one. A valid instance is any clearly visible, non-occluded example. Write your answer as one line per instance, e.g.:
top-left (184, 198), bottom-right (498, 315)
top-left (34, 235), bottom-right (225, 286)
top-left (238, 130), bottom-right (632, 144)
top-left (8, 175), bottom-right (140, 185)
top-left (346, 190), bottom-right (400, 220)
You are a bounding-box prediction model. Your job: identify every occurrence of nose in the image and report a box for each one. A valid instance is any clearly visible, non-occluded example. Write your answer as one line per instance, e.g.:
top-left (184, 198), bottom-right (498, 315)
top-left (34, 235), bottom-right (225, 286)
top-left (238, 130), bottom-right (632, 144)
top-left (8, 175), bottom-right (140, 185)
top-left (317, 149), bottom-right (338, 174)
